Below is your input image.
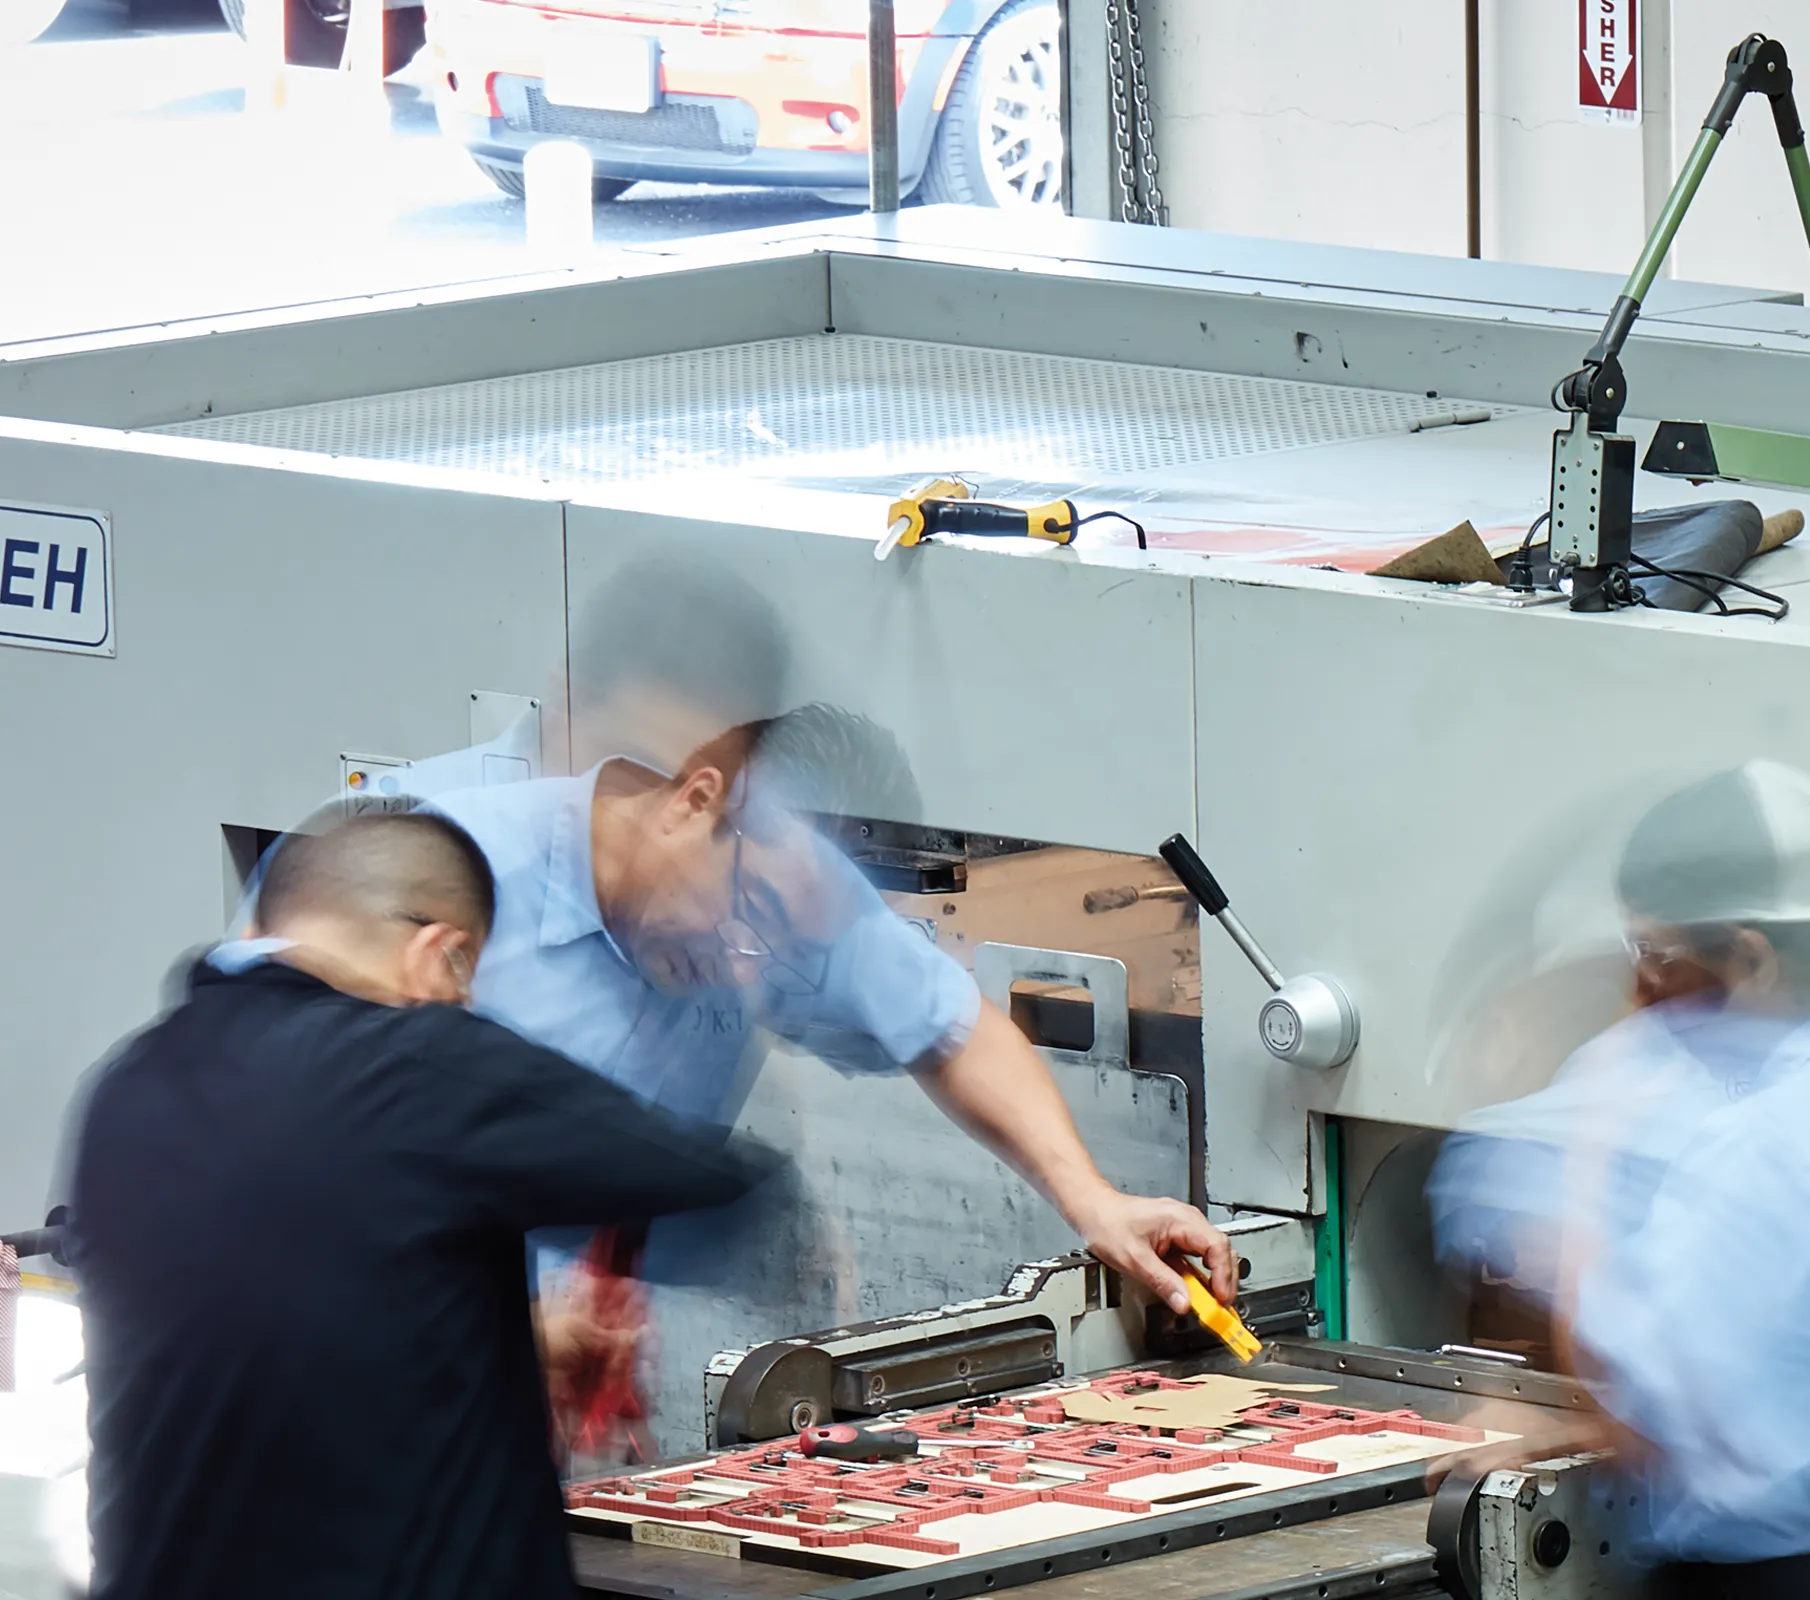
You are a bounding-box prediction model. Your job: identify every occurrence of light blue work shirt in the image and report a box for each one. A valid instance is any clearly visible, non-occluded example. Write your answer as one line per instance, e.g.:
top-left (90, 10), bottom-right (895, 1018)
top-left (1428, 1001), bottom-right (1810, 1564)
top-left (1571, 1024), bottom-right (1810, 1563)
top-left (430, 768), bottom-right (980, 1129)
top-left (1426, 1001), bottom-right (1802, 1304)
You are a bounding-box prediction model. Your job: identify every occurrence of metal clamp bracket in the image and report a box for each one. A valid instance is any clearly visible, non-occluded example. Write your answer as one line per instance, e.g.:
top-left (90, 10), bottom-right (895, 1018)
top-left (973, 943), bottom-right (1130, 1070)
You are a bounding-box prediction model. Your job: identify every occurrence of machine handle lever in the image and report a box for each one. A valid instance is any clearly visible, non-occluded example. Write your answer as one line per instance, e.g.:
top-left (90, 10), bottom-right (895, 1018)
top-left (1158, 831), bottom-right (1227, 914)
top-left (1, 1224), bottom-right (65, 1264)
top-left (1159, 834), bottom-right (1285, 993)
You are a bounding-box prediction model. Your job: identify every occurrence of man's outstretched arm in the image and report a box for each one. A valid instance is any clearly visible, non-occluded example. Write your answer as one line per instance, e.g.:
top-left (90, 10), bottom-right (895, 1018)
top-left (917, 998), bottom-right (1236, 1313)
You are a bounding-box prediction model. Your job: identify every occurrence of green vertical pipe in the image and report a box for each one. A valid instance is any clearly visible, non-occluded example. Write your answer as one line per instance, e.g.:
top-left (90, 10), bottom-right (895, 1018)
top-left (1620, 127), bottom-right (1724, 306)
top-left (1788, 142), bottom-right (1810, 252)
top-left (1312, 1118), bottom-right (1347, 1342)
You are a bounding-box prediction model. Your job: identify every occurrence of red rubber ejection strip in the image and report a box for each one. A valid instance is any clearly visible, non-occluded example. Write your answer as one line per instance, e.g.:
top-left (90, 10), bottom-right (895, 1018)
top-left (565, 1372), bottom-right (1487, 1552)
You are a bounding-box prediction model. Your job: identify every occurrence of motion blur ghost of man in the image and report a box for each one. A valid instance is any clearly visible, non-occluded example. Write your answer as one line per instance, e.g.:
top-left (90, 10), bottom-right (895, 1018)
top-left (1428, 760), bottom-right (1810, 1598)
top-left (424, 561), bottom-right (1235, 1454)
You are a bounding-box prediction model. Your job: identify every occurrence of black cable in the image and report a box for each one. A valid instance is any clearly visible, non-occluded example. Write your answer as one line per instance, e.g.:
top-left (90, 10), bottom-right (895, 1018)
top-left (1504, 511), bottom-right (1786, 620)
top-left (1505, 510), bottom-right (1551, 593)
top-left (1626, 551), bottom-right (1789, 621)
top-left (1627, 557), bottom-right (1725, 614)
top-left (1073, 509), bottom-right (1148, 550)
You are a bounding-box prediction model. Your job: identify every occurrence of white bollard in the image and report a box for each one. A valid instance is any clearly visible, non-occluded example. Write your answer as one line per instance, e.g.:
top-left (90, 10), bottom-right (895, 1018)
top-left (339, 0), bottom-right (390, 132)
top-left (243, 0), bottom-right (287, 113)
top-left (524, 141), bottom-right (595, 264)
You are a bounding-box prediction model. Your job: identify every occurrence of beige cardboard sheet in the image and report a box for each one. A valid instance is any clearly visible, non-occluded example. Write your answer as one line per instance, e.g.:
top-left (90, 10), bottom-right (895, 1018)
top-left (1058, 1374), bottom-right (1335, 1431)
top-left (571, 1425), bottom-right (1514, 1570)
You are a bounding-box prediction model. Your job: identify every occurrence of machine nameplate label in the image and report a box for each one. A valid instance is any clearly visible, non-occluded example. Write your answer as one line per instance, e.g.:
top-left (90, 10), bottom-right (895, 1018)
top-left (631, 1522), bottom-right (743, 1559)
top-left (0, 503), bottom-right (112, 657)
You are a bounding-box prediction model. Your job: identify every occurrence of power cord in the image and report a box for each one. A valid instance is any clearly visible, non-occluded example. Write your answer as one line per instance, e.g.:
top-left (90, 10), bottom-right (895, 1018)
top-left (1504, 510), bottom-right (1552, 593)
top-left (1627, 551), bottom-right (1789, 621)
top-left (1073, 509), bottom-right (1149, 551)
top-left (1504, 509), bottom-right (1788, 620)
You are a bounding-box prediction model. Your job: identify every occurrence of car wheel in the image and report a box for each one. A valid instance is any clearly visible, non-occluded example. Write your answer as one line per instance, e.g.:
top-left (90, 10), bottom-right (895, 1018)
top-left (0, 0), bottom-right (69, 46)
top-left (217, 0), bottom-right (426, 76)
top-left (470, 154), bottom-right (633, 205)
top-left (921, 0), bottom-right (1062, 209)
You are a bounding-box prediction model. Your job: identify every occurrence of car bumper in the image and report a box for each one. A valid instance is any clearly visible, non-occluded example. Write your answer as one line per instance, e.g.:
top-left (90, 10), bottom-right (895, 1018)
top-left (429, 1), bottom-right (968, 191)
top-left (437, 93), bottom-right (882, 191)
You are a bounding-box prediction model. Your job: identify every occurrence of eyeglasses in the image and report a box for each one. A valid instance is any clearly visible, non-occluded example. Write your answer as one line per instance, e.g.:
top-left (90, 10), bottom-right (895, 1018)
top-left (442, 943), bottom-right (474, 1007)
top-left (1624, 932), bottom-right (1733, 971)
top-left (715, 823), bottom-right (826, 996)
top-left (1625, 936), bottom-right (1685, 969)
top-left (396, 912), bottom-right (475, 1007)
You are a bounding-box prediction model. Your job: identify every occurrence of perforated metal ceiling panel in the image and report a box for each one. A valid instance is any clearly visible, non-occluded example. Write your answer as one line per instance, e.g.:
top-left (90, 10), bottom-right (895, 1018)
top-left (161, 335), bottom-right (1494, 490)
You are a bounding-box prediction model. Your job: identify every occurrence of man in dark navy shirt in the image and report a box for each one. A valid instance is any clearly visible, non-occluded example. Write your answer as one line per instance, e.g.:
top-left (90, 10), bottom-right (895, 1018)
top-left (66, 812), bottom-right (779, 1600)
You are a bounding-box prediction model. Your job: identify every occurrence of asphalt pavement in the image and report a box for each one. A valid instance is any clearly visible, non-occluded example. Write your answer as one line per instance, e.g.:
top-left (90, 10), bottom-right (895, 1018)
top-left (0, 0), bottom-right (848, 343)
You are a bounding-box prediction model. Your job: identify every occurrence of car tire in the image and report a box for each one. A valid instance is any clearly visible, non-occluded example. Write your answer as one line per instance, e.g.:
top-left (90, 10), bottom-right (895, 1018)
top-left (217, 0), bottom-right (426, 76)
top-left (0, 0), bottom-right (69, 46)
top-left (921, 0), bottom-right (1062, 210)
top-left (471, 154), bottom-right (634, 205)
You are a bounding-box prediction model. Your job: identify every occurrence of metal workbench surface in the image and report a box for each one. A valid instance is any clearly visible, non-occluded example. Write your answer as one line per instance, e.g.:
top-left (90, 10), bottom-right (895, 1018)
top-left (569, 1501), bottom-right (1440, 1600)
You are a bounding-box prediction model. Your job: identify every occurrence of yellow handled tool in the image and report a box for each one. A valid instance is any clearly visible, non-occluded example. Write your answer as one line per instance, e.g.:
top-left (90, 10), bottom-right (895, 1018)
top-left (880, 476), bottom-right (973, 561)
top-left (1180, 1258), bottom-right (1262, 1364)
top-left (879, 479), bottom-right (1079, 562)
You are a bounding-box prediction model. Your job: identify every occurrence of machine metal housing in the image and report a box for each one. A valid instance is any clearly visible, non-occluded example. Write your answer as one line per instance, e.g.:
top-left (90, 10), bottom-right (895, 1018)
top-left (3, 213), bottom-right (1810, 1463)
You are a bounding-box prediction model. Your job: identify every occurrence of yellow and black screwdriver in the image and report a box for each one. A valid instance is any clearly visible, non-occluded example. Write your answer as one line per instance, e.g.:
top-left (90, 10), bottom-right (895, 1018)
top-left (877, 478), bottom-right (1147, 562)
top-left (878, 477), bottom-right (1079, 562)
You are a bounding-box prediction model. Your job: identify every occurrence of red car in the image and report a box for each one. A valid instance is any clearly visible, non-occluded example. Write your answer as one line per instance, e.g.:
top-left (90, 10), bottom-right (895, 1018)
top-left (429, 0), bottom-right (1061, 209)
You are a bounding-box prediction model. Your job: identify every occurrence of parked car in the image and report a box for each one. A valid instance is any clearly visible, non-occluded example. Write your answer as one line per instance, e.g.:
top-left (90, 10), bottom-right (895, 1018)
top-left (9, 0), bottom-right (222, 49)
top-left (428, 0), bottom-right (1062, 208)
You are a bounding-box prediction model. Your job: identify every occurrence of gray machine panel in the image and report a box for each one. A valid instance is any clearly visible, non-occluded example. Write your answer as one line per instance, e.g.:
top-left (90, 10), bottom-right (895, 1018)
top-left (0, 253), bottom-right (832, 431)
top-left (647, 1048), bottom-right (1191, 1456)
top-left (1192, 572), bottom-right (1810, 1212)
top-left (779, 206), bottom-right (1802, 317)
top-left (563, 504), bottom-right (1198, 854)
top-left (0, 440), bottom-right (567, 1232)
top-left (825, 250), bottom-right (1810, 435)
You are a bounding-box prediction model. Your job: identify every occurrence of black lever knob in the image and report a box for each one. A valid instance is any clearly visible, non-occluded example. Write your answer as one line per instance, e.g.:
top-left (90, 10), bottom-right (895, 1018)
top-left (1159, 833), bottom-right (1229, 916)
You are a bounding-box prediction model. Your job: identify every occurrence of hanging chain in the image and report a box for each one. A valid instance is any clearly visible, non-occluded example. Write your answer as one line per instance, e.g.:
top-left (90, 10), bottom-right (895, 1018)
top-left (1104, 0), bottom-right (1139, 224)
top-left (1123, 0), bottom-right (1165, 225)
top-left (1104, 0), bottom-right (1164, 225)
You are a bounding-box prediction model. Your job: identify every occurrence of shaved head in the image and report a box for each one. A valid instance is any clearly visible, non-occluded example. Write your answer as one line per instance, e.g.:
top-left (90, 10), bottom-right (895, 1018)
top-left (256, 813), bottom-right (496, 944)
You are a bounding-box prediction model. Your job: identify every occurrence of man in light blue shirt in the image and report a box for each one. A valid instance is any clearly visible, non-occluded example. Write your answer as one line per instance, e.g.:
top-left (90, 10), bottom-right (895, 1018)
top-left (1428, 761), bottom-right (1810, 1597)
top-left (430, 714), bottom-right (976, 1131)
top-left (415, 558), bottom-right (1231, 1461)
top-left (432, 706), bottom-right (1230, 1314)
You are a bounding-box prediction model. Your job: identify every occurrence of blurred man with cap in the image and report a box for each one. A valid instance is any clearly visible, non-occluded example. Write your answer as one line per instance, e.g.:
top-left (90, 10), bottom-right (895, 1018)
top-left (1430, 760), bottom-right (1810, 1597)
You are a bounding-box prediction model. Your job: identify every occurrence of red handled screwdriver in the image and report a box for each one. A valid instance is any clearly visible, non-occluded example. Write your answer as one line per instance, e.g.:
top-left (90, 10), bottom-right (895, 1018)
top-left (797, 1423), bottom-right (921, 1461)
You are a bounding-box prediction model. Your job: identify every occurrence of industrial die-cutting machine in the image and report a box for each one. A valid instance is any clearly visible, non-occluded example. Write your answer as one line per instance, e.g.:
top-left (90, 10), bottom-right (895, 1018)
top-left (10, 38), bottom-right (1810, 1600)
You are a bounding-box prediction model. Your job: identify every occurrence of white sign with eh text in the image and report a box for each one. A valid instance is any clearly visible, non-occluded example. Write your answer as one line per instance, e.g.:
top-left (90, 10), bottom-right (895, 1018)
top-left (0, 503), bottom-right (113, 657)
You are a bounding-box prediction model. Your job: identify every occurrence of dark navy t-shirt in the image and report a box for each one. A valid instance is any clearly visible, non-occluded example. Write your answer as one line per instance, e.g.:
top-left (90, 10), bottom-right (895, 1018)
top-left (67, 959), bottom-right (772, 1600)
